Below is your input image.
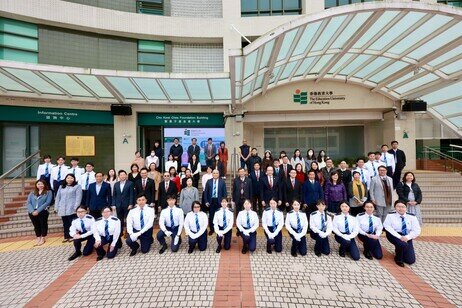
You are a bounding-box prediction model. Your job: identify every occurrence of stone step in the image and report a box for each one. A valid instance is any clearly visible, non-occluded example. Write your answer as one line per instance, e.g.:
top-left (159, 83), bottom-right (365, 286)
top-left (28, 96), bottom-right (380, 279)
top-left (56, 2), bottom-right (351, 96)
top-left (418, 185), bottom-right (462, 190)
top-left (421, 208), bottom-right (462, 215)
top-left (422, 215), bottom-right (462, 223)
top-left (0, 224), bottom-right (63, 239)
top-left (0, 217), bottom-right (62, 231)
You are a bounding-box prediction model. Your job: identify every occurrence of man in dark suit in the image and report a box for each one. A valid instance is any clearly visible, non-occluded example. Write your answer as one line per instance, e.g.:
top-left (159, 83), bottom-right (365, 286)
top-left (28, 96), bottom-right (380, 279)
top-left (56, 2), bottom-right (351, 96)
top-left (249, 162), bottom-right (264, 213)
top-left (112, 170), bottom-right (134, 230)
top-left (389, 140), bottom-right (406, 188)
top-left (134, 168), bottom-right (155, 207)
top-left (283, 169), bottom-right (302, 212)
top-left (86, 172), bottom-right (112, 219)
top-left (157, 171), bottom-right (178, 212)
top-left (187, 138), bottom-right (201, 162)
top-left (260, 166), bottom-right (282, 214)
top-left (169, 137), bottom-right (183, 165)
top-left (232, 168), bottom-right (253, 213)
top-left (204, 169), bottom-right (227, 235)
top-left (279, 156), bottom-right (293, 180)
top-left (338, 161), bottom-right (352, 190)
top-left (302, 170), bottom-right (324, 215)
top-left (321, 158), bottom-right (337, 184)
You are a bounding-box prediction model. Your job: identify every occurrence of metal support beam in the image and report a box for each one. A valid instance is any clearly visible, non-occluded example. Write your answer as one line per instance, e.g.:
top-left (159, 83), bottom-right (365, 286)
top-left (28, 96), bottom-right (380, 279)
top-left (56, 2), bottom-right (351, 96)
top-left (0, 68), bottom-right (42, 95)
top-left (96, 76), bottom-right (125, 103)
top-left (261, 36), bottom-right (284, 96)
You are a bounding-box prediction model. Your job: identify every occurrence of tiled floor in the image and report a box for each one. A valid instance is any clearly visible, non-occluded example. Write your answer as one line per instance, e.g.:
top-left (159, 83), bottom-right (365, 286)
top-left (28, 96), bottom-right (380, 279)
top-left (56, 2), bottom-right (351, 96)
top-left (0, 225), bottom-right (460, 308)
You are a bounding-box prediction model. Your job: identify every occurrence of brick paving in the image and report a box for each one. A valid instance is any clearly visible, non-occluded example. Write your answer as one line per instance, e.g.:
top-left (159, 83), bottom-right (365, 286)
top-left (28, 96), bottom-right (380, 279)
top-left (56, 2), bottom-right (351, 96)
top-left (408, 241), bottom-right (462, 307)
top-left (0, 227), bottom-right (461, 308)
top-left (0, 246), bottom-right (76, 307)
top-left (54, 236), bottom-right (220, 308)
top-left (250, 236), bottom-right (421, 308)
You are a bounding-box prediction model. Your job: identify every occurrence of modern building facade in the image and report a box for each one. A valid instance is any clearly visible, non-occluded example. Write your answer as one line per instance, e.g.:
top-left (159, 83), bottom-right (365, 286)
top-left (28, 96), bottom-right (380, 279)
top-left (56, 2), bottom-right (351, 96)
top-left (0, 0), bottom-right (461, 173)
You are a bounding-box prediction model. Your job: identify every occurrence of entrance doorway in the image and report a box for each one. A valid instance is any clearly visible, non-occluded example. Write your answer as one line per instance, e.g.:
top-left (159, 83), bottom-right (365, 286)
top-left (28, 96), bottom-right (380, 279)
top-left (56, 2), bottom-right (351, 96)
top-left (2, 124), bottom-right (39, 176)
top-left (142, 127), bottom-right (163, 157)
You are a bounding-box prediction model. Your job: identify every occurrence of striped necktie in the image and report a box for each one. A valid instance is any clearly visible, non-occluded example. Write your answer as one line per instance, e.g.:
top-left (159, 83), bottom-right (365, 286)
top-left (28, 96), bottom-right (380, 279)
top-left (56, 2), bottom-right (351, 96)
top-left (401, 216), bottom-right (407, 235)
top-left (296, 212), bottom-right (301, 233)
top-left (344, 216), bottom-right (350, 234)
top-left (104, 220), bottom-right (110, 241)
top-left (223, 210), bottom-right (227, 229)
top-left (140, 209), bottom-right (144, 229)
top-left (195, 213), bottom-right (200, 231)
top-left (368, 216), bottom-right (373, 234)
top-left (80, 219), bottom-right (87, 233)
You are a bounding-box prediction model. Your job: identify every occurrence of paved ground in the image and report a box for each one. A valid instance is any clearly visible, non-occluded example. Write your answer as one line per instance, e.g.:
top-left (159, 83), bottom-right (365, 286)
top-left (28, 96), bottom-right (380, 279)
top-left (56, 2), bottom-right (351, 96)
top-left (0, 225), bottom-right (460, 308)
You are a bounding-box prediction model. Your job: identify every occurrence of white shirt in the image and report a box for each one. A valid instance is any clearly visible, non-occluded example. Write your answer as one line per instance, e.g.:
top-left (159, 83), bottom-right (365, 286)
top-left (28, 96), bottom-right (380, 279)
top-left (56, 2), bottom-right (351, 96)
top-left (50, 164), bottom-right (70, 188)
top-left (36, 163), bottom-right (55, 180)
top-left (285, 210), bottom-right (308, 237)
top-left (187, 162), bottom-right (202, 175)
top-left (184, 211), bottom-right (208, 239)
top-left (332, 213), bottom-right (359, 240)
top-left (381, 152), bottom-right (396, 172)
top-left (68, 166), bottom-right (84, 183)
top-left (201, 173), bottom-right (213, 192)
top-left (309, 210), bottom-right (333, 237)
top-left (93, 216), bottom-right (121, 247)
top-left (146, 155), bottom-right (160, 169)
top-left (80, 171), bottom-right (96, 190)
top-left (383, 212), bottom-right (421, 240)
top-left (356, 213), bottom-right (383, 236)
top-left (213, 207), bottom-right (234, 235)
top-left (353, 167), bottom-right (371, 190)
top-left (69, 215), bottom-right (95, 238)
top-left (236, 210), bottom-right (259, 233)
top-left (261, 208), bottom-right (284, 236)
top-left (165, 160), bottom-right (178, 172)
top-left (364, 160), bottom-right (383, 178)
top-left (126, 205), bottom-right (155, 235)
top-left (159, 206), bottom-right (184, 234)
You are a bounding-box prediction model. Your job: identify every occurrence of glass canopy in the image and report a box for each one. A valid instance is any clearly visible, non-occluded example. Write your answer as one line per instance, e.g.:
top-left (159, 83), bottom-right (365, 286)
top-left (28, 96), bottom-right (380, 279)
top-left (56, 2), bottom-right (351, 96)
top-left (231, 2), bottom-right (462, 133)
top-left (0, 62), bottom-right (231, 104)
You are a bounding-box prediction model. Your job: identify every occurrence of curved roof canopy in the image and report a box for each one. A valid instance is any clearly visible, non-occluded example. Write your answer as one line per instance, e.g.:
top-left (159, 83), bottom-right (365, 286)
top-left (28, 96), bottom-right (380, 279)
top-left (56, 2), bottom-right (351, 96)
top-left (231, 2), bottom-right (462, 134)
top-left (0, 61), bottom-right (231, 104)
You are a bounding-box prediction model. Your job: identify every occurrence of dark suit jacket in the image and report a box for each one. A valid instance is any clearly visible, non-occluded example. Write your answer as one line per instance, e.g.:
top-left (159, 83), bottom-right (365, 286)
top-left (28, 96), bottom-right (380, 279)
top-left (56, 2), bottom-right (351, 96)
top-left (86, 182), bottom-right (112, 211)
top-left (204, 178), bottom-right (227, 206)
top-left (112, 181), bottom-right (134, 209)
top-left (158, 180), bottom-right (178, 209)
top-left (388, 149), bottom-right (406, 170)
top-left (260, 175), bottom-right (281, 204)
top-left (339, 169), bottom-right (352, 188)
top-left (249, 170), bottom-right (265, 198)
top-left (134, 178), bottom-right (155, 205)
top-left (396, 182), bottom-right (422, 204)
top-left (282, 178), bottom-right (302, 205)
top-left (302, 180), bottom-right (324, 205)
top-left (232, 176), bottom-right (253, 202)
top-left (278, 164), bottom-right (293, 179)
top-left (187, 144), bottom-right (201, 160)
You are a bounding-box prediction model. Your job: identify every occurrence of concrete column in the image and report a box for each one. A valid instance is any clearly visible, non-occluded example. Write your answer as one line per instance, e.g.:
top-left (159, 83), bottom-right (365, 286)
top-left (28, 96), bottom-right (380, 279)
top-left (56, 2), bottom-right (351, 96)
top-left (113, 113), bottom-right (138, 171)
top-left (382, 111), bottom-right (416, 170)
top-left (222, 0), bottom-right (242, 71)
top-left (303, 0), bottom-right (325, 14)
top-left (225, 115), bottom-right (244, 175)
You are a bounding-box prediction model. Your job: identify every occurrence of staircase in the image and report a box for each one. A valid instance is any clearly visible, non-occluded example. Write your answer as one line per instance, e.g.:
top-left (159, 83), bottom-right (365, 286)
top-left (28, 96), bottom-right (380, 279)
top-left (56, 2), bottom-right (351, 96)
top-left (414, 171), bottom-right (462, 224)
top-left (0, 178), bottom-right (63, 238)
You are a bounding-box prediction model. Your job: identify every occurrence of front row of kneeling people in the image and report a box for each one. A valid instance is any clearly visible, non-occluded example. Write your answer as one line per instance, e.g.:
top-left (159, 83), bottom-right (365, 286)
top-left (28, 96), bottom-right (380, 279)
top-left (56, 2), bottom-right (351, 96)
top-left (68, 193), bottom-right (420, 267)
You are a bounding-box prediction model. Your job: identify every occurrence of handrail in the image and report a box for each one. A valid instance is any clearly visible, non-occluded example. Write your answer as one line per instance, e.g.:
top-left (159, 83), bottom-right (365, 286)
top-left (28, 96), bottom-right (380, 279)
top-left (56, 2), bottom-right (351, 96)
top-left (422, 146), bottom-right (462, 164)
top-left (0, 150), bottom-right (41, 216)
top-left (0, 150), bottom-right (41, 181)
top-left (449, 144), bottom-right (462, 150)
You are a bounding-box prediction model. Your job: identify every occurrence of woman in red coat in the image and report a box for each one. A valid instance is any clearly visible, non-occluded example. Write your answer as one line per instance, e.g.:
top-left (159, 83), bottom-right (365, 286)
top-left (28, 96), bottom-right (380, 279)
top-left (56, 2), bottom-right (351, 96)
top-left (218, 141), bottom-right (228, 178)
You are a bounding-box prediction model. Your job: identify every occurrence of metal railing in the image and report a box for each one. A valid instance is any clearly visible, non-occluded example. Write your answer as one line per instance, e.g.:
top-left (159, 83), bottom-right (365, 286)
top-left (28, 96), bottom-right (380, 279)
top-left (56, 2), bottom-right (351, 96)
top-left (0, 150), bottom-right (41, 216)
top-left (421, 146), bottom-right (462, 172)
top-left (230, 148), bottom-right (240, 180)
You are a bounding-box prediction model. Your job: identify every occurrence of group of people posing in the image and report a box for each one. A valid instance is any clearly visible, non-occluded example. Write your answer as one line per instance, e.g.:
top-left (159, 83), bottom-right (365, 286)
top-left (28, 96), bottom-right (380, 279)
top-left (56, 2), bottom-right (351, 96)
top-left (26, 139), bottom-right (421, 267)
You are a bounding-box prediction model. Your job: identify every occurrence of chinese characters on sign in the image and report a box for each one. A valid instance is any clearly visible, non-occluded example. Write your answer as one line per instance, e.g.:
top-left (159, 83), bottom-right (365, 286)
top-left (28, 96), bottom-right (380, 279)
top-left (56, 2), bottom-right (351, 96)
top-left (66, 136), bottom-right (96, 156)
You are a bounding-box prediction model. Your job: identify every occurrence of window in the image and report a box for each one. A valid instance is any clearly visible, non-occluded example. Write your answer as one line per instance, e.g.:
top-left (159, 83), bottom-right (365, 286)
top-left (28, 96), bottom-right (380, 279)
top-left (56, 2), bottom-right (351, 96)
top-left (138, 40), bottom-right (165, 72)
top-left (137, 0), bottom-right (163, 15)
top-left (0, 18), bottom-right (38, 63)
top-left (437, 0), bottom-right (462, 7)
top-left (325, 0), bottom-right (378, 9)
top-left (241, 0), bottom-right (302, 17)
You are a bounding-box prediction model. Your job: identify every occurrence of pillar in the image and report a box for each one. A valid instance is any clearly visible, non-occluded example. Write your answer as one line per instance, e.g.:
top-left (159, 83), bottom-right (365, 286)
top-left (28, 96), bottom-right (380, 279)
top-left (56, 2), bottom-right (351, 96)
top-left (113, 113), bottom-right (137, 171)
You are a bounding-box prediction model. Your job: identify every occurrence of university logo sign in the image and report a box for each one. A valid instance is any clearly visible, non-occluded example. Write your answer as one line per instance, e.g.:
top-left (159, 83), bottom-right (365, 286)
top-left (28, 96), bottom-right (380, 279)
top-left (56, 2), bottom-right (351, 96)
top-left (293, 89), bottom-right (308, 104)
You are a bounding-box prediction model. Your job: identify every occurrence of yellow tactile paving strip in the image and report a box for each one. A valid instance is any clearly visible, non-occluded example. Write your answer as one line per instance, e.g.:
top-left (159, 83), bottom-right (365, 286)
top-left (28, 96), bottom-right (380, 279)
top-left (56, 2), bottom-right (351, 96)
top-left (0, 224), bottom-right (460, 253)
top-left (0, 236), bottom-right (72, 253)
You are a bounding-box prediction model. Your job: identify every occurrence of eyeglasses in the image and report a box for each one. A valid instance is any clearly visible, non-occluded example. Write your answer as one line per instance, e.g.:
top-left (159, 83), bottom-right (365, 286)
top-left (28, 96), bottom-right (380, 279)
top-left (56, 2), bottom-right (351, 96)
top-left (164, 175), bottom-right (170, 178)
top-left (193, 206), bottom-right (201, 208)
top-left (76, 210), bottom-right (86, 213)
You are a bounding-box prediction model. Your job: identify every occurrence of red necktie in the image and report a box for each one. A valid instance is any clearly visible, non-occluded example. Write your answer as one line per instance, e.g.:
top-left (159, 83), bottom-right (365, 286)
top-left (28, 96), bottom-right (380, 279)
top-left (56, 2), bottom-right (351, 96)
top-left (269, 177), bottom-right (273, 188)
top-left (284, 165), bottom-right (287, 177)
top-left (142, 180), bottom-right (146, 190)
top-left (165, 182), bottom-right (169, 190)
top-left (256, 171), bottom-right (259, 181)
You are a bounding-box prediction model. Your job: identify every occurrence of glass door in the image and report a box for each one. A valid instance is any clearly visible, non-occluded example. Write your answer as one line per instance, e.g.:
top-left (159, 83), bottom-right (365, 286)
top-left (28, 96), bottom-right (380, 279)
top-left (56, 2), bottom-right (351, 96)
top-left (3, 126), bottom-right (27, 176)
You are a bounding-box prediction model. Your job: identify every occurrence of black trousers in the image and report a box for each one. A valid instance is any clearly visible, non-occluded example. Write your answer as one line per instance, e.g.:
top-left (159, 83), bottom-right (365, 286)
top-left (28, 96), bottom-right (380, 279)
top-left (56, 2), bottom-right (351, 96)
top-left (29, 210), bottom-right (49, 237)
top-left (116, 207), bottom-right (129, 230)
top-left (61, 214), bottom-right (76, 239)
top-left (90, 210), bottom-right (102, 219)
top-left (208, 198), bottom-right (219, 230)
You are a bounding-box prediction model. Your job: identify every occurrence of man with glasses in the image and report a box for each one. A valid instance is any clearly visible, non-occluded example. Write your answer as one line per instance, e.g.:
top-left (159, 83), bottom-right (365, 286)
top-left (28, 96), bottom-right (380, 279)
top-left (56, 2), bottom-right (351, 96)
top-left (158, 172), bottom-right (178, 213)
